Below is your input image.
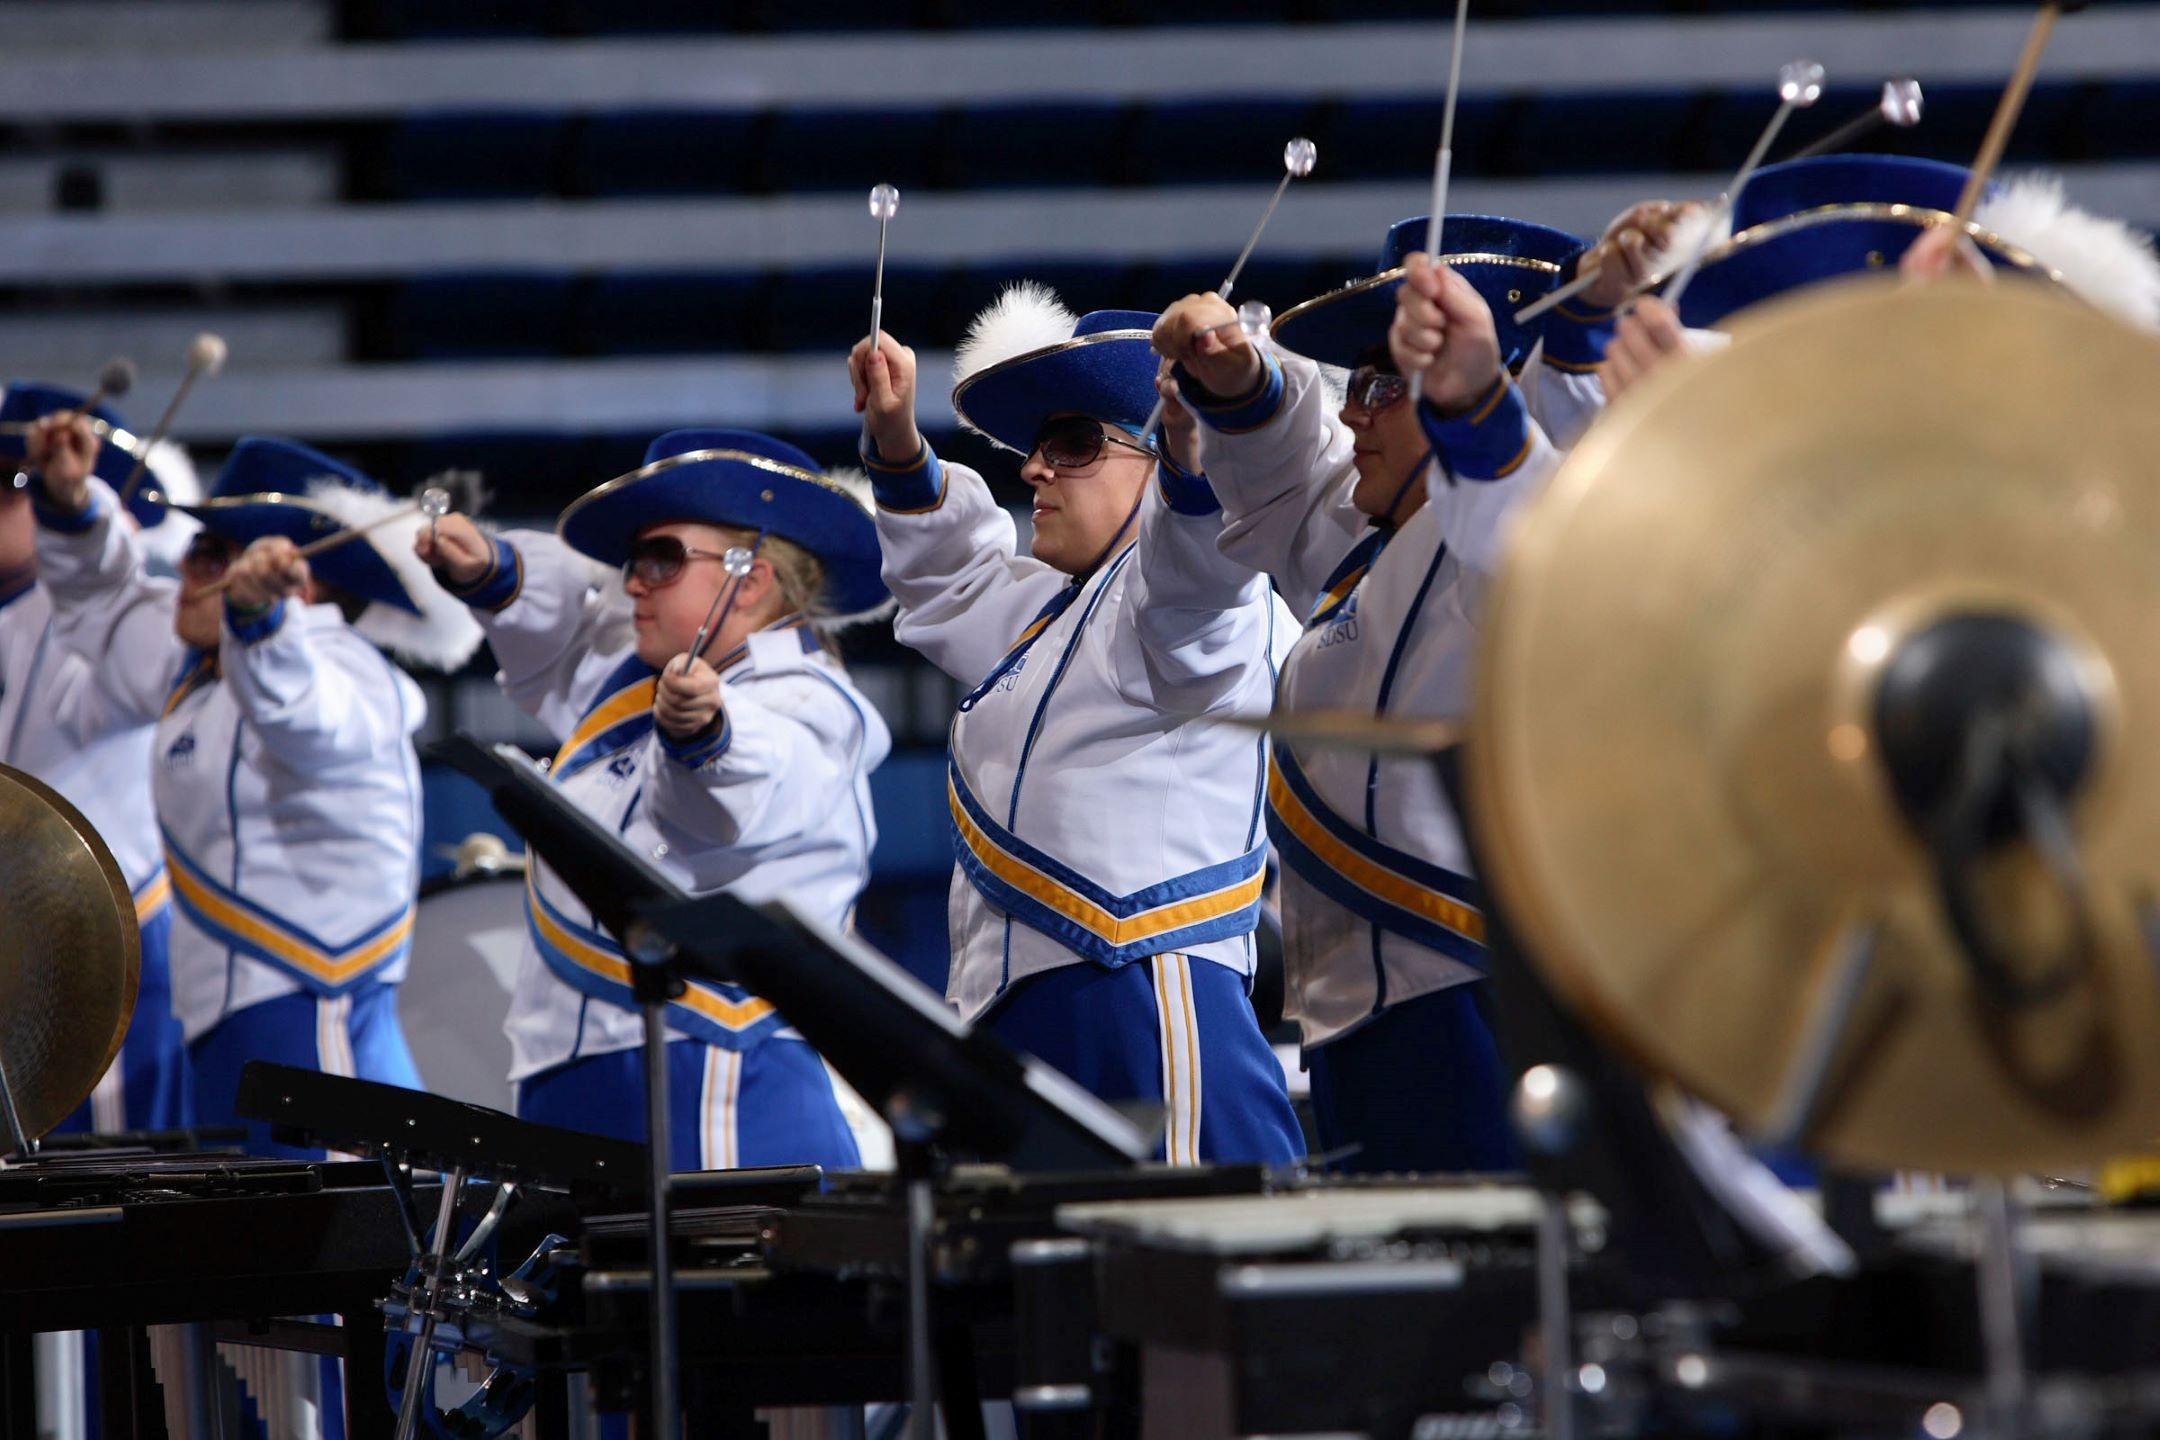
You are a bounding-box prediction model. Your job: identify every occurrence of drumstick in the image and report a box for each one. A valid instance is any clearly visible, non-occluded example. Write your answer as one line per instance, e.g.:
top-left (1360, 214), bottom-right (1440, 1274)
top-left (118, 333), bottom-right (227, 509)
top-left (1518, 79), bottom-right (1920, 328)
top-left (1953, 3), bottom-right (2084, 226)
top-left (679, 543), bottom-right (760, 675)
top-left (60, 358), bottom-right (135, 428)
top-left (1661, 60), bottom-right (1827, 313)
top-left (1787, 78), bottom-right (1925, 163)
top-left (204, 488), bottom-right (451, 596)
top-left (1424, 0), bottom-right (1473, 265)
top-left (1137, 138), bottom-right (1316, 447)
top-left (867, 184), bottom-right (899, 350)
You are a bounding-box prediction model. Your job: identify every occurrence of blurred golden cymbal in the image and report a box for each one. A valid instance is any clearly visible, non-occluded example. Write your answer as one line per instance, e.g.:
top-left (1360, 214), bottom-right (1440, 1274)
top-left (1470, 277), bottom-right (2160, 1177)
top-left (0, 763), bottom-right (138, 1142)
top-left (1215, 710), bottom-right (1465, 755)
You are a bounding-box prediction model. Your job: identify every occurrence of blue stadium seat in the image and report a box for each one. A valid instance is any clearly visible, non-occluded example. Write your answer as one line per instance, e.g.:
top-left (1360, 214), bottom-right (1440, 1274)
top-left (571, 111), bottom-right (763, 197)
top-left (1320, 96), bottom-right (1511, 183)
top-left (944, 103), bottom-right (1128, 190)
top-left (1502, 92), bottom-right (1701, 176)
top-left (765, 265), bottom-right (941, 354)
top-left (1124, 100), bottom-right (1327, 188)
top-left (574, 272), bottom-right (767, 355)
top-left (384, 274), bottom-right (580, 359)
top-left (379, 114), bottom-right (570, 201)
top-left (760, 109), bottom-right (945, 194)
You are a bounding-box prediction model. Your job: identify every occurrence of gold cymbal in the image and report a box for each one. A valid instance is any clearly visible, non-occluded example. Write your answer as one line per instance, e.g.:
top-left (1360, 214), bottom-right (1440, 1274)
top-left (1470, 277), bottom-right (2160, 1177)
top-left (1215, 710), bottom-right (1465, 755)
top-left (0, 764), bottom-right (139, 1142)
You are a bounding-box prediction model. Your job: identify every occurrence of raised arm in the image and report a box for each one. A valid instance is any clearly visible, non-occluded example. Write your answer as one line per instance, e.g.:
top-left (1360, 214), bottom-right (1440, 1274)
top-left (1154, 293), bottom-right (1366, 619)
top-left (216, 538), bottom-right (424, 768)
top-left (26, 417), bottom-right (185, 722)
top-left (1527, 199), bottom-right (1700, 448)
top-left (1107, 379), bottom-right (1279, 710)
top-left (1390, 251), bottom-right (1564, 578)
top-left (849, 330), bottom-right (1068, 685)
top-left (420, 515), bottom-right (628, 735)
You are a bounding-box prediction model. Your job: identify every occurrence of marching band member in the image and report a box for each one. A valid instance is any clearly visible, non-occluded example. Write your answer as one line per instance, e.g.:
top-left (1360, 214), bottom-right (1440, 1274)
top-left (1150, 216), bottom-right (1597, 1175)
top-left (417, 430), bottom-right (887, 1173)
top-left (0, 383), bottom-right (196, 1135)
top-left (27, 423), bottom-right (477, 1158)
top-left (1606, 156), bottom-right (2160, 402)
top-left (849, 292), bottom-right (1304, 1167)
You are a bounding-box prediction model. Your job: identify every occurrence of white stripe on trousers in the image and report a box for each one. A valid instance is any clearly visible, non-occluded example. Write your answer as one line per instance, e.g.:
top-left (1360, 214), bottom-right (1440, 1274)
top-left (700, 1047), bottom-right (743, 1171)
top-left (316, 994), bottom-right (358, 1163)
top-left (90, 1062), bottom-right (124, 1133)
top-left (1152, 955), bottom-right (1203, 1166)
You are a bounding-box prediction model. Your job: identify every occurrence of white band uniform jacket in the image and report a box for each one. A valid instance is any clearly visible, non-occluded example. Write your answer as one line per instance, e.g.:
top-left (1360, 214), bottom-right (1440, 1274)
top-left (35, 479), bottom-right (426, 1043)
top-left (865, 439), bottom-right (1295, 1023)
top-left (0, 575), bottom-right (167, 922)
top-left (450, 531), bottom-right (889, 1082)
top-left (1190, 344), bottom-right (1573, 1050)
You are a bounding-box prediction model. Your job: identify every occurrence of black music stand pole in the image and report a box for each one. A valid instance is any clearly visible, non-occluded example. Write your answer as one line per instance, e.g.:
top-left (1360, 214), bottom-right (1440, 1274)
top-left (629, 963), bottom-right (681, 1440)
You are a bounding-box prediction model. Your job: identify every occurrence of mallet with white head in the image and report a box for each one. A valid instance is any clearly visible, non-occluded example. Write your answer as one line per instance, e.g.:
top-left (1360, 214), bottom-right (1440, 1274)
top-left (1138, 140), bottom-right (1316, 447)
top-left (680, 544), bottom-right (760, 676)
top-left (1520, 71), bottom-right (1901, 327)
top-left (868, 184), bottom-right (900, 350)
top-left (1660, 60), bottom-right (1827, 313)
top-left (118, 332), bottom-right (228, 509)
top-left (202, 485), bottom-right (454, 597)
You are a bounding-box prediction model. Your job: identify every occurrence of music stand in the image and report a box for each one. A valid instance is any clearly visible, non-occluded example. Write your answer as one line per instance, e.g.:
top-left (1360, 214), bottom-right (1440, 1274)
top-left (435, 733), bottom-right (1150, 1439)
top-left (428, 734), bottom-right (696, 1438)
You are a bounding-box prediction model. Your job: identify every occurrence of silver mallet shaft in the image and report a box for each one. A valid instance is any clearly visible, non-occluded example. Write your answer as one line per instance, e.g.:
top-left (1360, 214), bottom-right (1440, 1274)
top-left (1137, 140), bottom-right (1316, 445)
top-left (1514, 268), bottom-right (1602, 326)
top-left (1423, 0), bottom-right (1472, 264)
top-left (1662, 61), bottom-right (1825, 313)
top-left (204, 490), bottom-right (450, 596)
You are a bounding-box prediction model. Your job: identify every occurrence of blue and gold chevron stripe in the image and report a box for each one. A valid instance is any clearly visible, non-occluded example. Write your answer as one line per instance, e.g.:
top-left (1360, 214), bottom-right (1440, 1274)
top-left (1265, 743), bottom-right (1486, 965)
top-left (163, 832), bottom-right (412, 994)
top-left (947, 763), bottom-right (1265, 967)
top-left (524, 871), bottom-right (785, 1051)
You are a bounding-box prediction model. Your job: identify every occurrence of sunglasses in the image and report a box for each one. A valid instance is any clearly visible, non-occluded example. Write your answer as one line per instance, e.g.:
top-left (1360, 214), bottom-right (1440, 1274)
top-left (1030, 417), bottom-right (1154, 472)
top-left (180, 535), bottom-right (235, 584)
top-left (1346, 365), bottom-right (1412, 414)
top-left (624, 534), bottom-right (738, 589)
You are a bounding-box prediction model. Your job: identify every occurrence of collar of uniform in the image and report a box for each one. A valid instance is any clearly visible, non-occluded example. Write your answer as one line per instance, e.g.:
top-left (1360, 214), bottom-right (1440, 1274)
top-left (733, 614), bottom-right (821, 679)
top-left (0, 572), bottom-right (34, 612)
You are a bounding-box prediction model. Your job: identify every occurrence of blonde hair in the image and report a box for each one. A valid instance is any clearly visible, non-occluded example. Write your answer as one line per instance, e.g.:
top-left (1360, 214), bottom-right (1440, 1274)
top-left (714, 525), bottom-right (834, 630)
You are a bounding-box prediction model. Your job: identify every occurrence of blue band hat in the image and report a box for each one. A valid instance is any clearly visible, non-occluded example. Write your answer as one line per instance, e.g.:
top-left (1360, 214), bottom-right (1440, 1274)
top-left (557, 428), bottom-right (888, 617)
top-left (0, 381), bottom-right (174, 529)
top-left (179, 436), bottom-right (425, 615)
top-left (1268, 215), bottom-right (1588, 373)
top-left (949, 307), bottom-right (1161, 457)
top-left (1663, 156), bottom-right (2055, 329)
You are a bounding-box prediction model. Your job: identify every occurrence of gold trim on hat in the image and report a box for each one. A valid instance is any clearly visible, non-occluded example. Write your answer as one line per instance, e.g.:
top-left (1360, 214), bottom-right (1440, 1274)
top-left (1270, 254), bottom-right (1567, 362)
top-left (1657, 202), bottom-right (2061, 292)
top-left (949, 328), bottom-right (1157, 456)
top-left (0, 416), bottom-right (149, 458)
top-left (171, 490), bottom-right (346, 530)
top-left (557, 446), bottom-right (866, 546)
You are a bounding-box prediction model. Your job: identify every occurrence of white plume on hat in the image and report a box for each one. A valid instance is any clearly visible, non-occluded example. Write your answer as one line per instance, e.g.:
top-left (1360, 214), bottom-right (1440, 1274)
top-left (953, 281), bottom-right (1078, 399)
top-left (1976, 173), bottom-right (2160, 331)
top-left (303, 476), bottom-right (484, 672)
top-left (1646, 203), bottom-right (1736, 285)
top-left (130, 438), bottom-right (204, 573)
